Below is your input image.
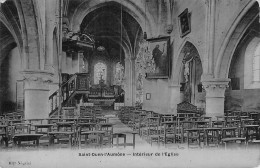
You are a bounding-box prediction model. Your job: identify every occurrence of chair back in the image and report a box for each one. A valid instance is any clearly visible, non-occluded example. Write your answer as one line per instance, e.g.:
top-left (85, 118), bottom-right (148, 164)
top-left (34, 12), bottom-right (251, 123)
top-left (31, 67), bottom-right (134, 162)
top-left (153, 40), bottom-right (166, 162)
top-left (13, 123), bottom-right (31, 135)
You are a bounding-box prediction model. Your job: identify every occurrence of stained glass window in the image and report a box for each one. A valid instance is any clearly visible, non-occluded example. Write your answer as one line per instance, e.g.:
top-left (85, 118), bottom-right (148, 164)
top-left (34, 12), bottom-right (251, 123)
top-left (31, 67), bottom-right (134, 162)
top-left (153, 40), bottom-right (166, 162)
top-left (94, 62), bottom-right (107, 84)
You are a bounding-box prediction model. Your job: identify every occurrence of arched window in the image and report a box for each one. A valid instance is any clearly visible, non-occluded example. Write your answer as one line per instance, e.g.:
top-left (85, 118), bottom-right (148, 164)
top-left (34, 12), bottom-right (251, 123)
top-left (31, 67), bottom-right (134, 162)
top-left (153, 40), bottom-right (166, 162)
top-left (94, 62), bottom-right (107, 84)
top-left (253, 43), bottom-right (260, 82)
top-left (244, 37), bottom-right (260, 89)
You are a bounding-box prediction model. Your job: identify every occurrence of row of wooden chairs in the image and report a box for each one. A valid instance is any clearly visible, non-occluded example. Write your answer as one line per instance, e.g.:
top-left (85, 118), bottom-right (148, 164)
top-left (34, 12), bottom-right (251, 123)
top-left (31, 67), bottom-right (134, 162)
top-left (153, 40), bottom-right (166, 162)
top-left (117, 107), bottom-right (260, 149)
top-left (0, 107), bottom-right (115, 149)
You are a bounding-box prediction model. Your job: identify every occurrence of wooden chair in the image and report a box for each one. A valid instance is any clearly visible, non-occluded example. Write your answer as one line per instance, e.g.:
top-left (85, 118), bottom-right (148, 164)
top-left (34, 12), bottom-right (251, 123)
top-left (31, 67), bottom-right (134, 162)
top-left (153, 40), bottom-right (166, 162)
top-left (48, 121), bottom-right (76, 148)
top-left (160, 121), bottom-right (178, 146)
top-left (140, 117), bottom-right (161, 144)
top-left (204, 127), bottom-right (221, 148)
top-left (12, 123), bottom-right (43, 148)
top-left (136, 112), bottom-right (148, 136)
top-left (79, 126), bottom-right (106, 148)
top-left (143, 117), bottom-right (162, 146)
top-left (221, 127), bottom-right (237, 139)
top-left (212, 120), bottom-right (225, 128)
top-left (186, 128), bottom-right (203, 149)
top-left (0, 125), bottom-right (8, 147)
top-left (242, 125), bottom-right (260, 142)
top-left (77, 123), bottom-right (96, 148)
top-left (128, 110), bottom-right (142, 131)
top-left (161, 114), bottom-right (175, 123)
top-left (97, 123), bottom-right (114, 147)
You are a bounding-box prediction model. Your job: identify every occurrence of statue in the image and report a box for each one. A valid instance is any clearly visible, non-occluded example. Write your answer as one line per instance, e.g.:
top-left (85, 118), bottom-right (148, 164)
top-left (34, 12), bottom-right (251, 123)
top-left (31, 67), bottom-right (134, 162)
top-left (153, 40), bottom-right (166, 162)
top-left (184, 62), bottom-right (190, 82)
top-left (99, 74), bottom-right (105, 87)
top-left (136, 73), bottom-right (143, 90)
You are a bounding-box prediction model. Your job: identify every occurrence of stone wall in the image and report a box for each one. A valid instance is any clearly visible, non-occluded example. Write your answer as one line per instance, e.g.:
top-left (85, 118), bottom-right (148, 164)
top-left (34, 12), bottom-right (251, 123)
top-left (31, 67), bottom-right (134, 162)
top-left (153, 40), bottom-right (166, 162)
top-left (0, 47), bottom-right (23, 112)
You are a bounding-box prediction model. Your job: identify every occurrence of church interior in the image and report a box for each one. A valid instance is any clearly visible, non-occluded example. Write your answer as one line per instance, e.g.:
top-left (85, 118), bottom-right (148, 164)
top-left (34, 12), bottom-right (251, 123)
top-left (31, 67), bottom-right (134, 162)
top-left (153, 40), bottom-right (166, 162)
top-left (0, 0), bottom-right (260, 162)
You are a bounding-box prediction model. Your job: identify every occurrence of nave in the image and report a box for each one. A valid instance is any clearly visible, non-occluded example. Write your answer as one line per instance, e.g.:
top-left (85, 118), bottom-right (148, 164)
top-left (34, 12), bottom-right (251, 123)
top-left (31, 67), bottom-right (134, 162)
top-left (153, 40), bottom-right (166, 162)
top-left (0, 107), bottom-right (259, 150)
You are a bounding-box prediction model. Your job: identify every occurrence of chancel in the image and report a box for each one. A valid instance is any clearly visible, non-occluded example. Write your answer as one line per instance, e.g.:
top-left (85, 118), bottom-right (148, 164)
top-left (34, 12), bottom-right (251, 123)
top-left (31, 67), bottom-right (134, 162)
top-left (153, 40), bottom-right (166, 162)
top-left (0, 0), bottom-right (260, 166)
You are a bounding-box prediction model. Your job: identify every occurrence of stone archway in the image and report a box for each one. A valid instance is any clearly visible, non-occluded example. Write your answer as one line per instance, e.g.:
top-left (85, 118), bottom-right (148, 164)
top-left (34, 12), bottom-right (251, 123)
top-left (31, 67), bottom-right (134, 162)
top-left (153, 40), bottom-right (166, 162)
top-left (169, 40), bottom-right (204, 114)
top-left (73, 1), bottom-right (146, 106)
top-left (69, 0), bottom-right (156, 37)
top-left (177, 42), bottom-right (204, 106)
top-left (215, 1), bottom-right (259, 79)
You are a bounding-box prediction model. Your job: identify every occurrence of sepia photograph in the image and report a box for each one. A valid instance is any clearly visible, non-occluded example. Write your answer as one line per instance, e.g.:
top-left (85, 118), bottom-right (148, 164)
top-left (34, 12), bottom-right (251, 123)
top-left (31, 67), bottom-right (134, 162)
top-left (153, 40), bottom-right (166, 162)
top-left (0, 0), bottom-right (260, 168)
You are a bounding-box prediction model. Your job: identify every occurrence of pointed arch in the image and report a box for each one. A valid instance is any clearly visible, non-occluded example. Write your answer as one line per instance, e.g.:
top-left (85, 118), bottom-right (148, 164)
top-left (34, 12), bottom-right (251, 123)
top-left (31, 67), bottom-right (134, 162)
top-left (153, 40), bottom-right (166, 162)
top-left (173, 39), bottom-right (203, 85)
top-left (69, 0), bottom-right (156, 37)
top-left (215, 1), bottom-right (259, 79)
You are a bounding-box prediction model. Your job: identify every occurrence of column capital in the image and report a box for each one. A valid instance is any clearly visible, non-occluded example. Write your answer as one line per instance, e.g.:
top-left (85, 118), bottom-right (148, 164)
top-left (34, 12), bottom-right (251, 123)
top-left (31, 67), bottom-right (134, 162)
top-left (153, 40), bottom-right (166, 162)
top-left (21, 70), bottom-right (54, 90)
top-left (202, 78), bottom-right (230, 98)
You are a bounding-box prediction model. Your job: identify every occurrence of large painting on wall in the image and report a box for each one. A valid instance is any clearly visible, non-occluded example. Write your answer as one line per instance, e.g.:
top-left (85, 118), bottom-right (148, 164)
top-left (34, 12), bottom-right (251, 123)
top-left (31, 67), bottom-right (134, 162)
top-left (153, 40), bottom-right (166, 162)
top-left (146, 36), bottom-right (170, 78)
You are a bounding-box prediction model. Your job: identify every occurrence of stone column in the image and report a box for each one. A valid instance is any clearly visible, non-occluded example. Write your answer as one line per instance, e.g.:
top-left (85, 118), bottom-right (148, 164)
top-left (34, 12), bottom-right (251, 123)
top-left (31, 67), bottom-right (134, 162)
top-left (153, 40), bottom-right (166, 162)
top-left (124, 57), bottom-right (133, 106)
top-left (202, 78), bottom-right (230, 119)
top-left (131, 57), bottom-right (136, 105)
top-left (22, 70), bottom-right (53, 119)
top-left (205, 0), bottom-right (216, 75)
top-left (168, 84), bottom-right (181, 115)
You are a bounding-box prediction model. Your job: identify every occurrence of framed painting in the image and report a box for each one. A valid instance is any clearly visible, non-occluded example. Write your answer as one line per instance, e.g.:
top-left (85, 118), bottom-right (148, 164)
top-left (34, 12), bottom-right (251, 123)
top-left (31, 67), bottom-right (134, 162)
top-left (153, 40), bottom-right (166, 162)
top-left (146, 93), bottom-right (151, 100)
top-left (178, 8), bottom-right (191, 38)
top-left (146, 36), bottom-right (170, 79)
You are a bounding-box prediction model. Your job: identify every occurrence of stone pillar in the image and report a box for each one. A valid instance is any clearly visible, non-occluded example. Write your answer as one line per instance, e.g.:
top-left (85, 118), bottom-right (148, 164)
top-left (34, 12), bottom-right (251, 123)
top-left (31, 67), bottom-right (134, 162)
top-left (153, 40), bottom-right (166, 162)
top-left (124, 57), bottom-right (133, 106)
top-left (22, 70), bottom-right (53, 119)
top-left (168, 84), bottom-right (181, 115)
top-left (202, 78), bottom-right (230, 119)
top-left (131, 57), bottom-right (136, 105)
top-left (205, 0), bottom-right (216, 75)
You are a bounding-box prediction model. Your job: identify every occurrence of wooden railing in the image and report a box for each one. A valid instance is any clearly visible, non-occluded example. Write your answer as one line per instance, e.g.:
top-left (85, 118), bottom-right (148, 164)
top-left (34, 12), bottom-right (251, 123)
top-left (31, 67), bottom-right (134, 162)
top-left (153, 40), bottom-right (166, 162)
top-left (89, 87), bottom-right (115, 98)
top-left (49, 73), bottom-right (90, 116)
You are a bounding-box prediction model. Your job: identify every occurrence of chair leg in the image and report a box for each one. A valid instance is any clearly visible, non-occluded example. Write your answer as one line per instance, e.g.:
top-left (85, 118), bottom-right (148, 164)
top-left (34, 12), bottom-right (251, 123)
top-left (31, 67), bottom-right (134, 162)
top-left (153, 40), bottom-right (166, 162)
top-left (69, 135), bottom-right (72, 148)
top-left (124, 135), bottom-right (126, 148)
top-left (2, 137), bottom-right (8, 147)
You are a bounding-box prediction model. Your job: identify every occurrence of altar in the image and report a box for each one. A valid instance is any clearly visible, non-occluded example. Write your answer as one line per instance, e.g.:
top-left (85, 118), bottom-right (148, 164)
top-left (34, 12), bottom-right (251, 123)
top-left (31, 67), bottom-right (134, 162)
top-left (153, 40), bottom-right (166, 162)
top-left (88, 78), bottom-right (116, 106)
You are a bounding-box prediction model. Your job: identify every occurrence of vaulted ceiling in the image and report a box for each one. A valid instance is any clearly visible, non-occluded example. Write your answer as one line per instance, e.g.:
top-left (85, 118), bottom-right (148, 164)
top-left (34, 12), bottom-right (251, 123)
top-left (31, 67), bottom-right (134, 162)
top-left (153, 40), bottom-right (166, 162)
top-left (0, 0), bottom-right (21, 65)
top-left (67, 1), bottom-right (143, 61)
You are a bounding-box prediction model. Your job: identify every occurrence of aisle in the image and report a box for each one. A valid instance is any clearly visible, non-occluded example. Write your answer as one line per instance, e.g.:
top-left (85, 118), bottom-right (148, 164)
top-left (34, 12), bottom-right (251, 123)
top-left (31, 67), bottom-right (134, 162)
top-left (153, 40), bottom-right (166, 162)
top-left (103, 110), bottom-right (151, 149)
